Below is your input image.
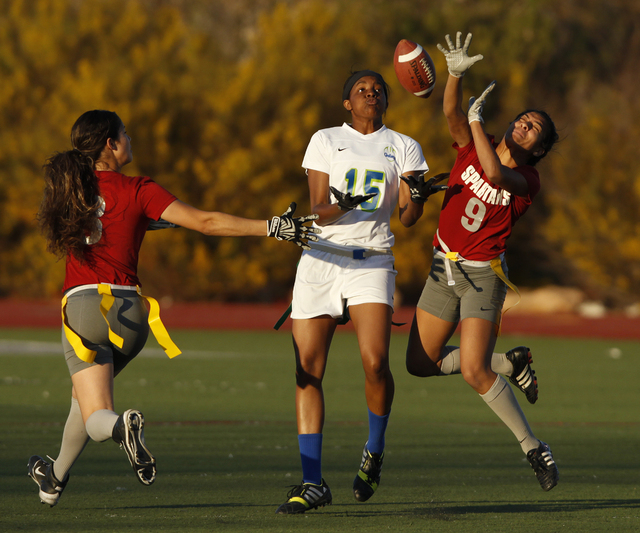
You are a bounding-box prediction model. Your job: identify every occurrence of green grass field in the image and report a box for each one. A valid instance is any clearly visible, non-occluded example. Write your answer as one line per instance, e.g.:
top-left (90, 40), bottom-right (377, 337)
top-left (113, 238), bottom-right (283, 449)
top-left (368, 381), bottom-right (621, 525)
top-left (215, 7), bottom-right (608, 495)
top-left (1, 327), bottom-right (638, 532)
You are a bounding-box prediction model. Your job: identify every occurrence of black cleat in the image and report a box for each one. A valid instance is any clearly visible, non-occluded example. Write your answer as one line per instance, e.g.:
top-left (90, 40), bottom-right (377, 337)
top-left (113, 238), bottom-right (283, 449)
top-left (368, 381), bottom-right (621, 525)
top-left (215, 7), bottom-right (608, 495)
top-left (112, 409), bottom-right (156, 485)
top-left (353, 444), bottom-right (384, 502)
top-left (275, 479), bottom-right (332, 514)
top-left (27, 455), bottom-right (68, 507)
top-left (506, 346), bottom-right (538, 404)
top-left (527, 441), bottom-right (559, 491)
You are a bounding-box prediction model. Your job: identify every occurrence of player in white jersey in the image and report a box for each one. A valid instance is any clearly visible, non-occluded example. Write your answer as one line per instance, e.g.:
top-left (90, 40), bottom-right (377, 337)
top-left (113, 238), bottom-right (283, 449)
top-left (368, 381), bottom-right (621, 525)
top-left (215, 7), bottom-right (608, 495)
top-left (276, 70), bottom-right (445, 514)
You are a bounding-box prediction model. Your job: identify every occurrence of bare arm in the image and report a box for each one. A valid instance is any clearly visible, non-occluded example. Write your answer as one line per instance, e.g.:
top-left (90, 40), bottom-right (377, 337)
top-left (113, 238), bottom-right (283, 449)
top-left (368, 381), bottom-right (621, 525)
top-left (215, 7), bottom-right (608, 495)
top-left (308, 169), bottom-right (344, 226)
top-left (437, 32), bottom-right (484, 148)
top-left (443, 74), bottom-right (472, 147)
top-left (160, 200), bottom-right (267, 236)
top-left (398, 172), bottom-right (424, 227)
top-left (469, 123), bottom-right (529, 196)
top-left (468, 83), bottom-right (531, 197)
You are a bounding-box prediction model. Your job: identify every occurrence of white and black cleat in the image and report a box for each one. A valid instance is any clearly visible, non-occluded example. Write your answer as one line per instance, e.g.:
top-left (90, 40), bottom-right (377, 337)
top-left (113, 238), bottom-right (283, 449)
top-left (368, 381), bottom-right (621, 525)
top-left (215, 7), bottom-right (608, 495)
top-left (112, 409), bottom-right (156, 485)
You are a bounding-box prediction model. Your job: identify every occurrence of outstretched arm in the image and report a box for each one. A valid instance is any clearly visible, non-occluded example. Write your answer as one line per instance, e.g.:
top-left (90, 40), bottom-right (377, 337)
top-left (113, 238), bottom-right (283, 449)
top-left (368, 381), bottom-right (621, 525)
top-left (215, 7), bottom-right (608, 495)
top-left (468, 83), bottom-right (531, 197)
top-left (159, 200), bottom-right (320, 248)
top-left (160, 200), bottom-right (267, 236)
top-left (442, 74), bottom-right (471, 147)
top-left (399, 172), bottom-right (449, 226)
top-left (308, 169), bottom-right (376, 226)
top-left (308, 169), bottom-right (343, 225)
top-left (398, 172), bottom-right (425, 227)
top-left (437, 32), bottom-right (484, 147)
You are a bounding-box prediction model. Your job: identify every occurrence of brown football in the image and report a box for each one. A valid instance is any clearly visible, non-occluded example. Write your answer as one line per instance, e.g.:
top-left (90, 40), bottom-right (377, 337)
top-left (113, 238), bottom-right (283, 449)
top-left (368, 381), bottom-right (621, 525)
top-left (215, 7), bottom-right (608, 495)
top-left (394, 39), bottom-right (436, 99)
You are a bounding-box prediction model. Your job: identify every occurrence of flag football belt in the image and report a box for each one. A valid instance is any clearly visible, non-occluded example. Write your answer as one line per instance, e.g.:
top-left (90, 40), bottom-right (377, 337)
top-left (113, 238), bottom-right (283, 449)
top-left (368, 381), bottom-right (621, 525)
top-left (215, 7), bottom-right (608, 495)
top-left (308, 240), bottom-right (393, 260)
top-left (61, 283), bottom-right (181, 364)
top-left (435, 229), bottom-right (520, 334)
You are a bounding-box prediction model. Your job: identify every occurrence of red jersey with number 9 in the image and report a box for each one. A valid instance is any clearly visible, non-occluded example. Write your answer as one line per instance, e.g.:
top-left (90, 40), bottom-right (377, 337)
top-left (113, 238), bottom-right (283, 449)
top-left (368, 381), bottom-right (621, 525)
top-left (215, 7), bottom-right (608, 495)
top-left (63, 171), bottom-right (177, 292)
top-left (433, 136), bottom-right (540, 261)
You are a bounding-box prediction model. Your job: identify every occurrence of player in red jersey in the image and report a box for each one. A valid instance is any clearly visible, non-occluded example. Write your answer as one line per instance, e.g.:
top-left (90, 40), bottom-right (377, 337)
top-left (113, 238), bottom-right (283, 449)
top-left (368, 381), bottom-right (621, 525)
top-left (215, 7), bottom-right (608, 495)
top-left (404, 33), bottom-right (560, 491)
top-left (28, 109), bottom-right (319, 507)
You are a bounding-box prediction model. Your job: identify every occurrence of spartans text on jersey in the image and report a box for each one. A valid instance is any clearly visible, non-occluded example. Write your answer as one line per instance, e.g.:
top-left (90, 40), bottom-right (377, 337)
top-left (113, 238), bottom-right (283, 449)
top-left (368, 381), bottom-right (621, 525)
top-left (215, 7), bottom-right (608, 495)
top-left (460, 165), bottom-right (511, 206)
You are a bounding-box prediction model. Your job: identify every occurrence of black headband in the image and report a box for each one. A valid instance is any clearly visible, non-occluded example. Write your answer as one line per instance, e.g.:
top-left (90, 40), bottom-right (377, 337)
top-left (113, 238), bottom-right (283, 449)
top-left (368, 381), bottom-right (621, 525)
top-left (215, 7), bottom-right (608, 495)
top-left (342, 70), bottom-right (387, 101)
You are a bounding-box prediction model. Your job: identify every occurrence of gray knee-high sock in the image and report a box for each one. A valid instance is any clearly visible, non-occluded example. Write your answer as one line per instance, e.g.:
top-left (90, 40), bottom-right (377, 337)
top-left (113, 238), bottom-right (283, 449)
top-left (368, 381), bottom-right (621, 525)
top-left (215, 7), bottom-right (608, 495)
top-left (440, 348), bottom-right (514, 376)
top-left (52, 397), bottom-right (89, 482)
top-left (439, 347), bottom-right (461, 375)
top-left (490, 352), bottom-right (513, 375)
top-left (85, 409), bottom-right (120, 442)
top-left (480, 375), bottom-right (540, 453)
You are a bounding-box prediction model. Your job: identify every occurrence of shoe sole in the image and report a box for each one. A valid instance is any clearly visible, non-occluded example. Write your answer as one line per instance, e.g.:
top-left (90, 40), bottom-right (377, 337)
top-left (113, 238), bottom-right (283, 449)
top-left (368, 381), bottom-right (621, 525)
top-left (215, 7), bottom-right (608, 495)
top-left (275, 482), bottom-right (333, 514)
top-left (120, 409), bottom-right (156, 485)
top-left (276, 498), bottom-right (332, 514)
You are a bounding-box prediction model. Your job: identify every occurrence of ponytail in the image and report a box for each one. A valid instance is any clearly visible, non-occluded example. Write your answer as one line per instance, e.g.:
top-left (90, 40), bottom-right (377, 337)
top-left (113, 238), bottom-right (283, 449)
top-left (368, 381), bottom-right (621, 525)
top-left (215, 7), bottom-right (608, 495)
top-left (38, 149), bottom-right (101, 261)
top-left (38, 110), bottom-right (124, 261)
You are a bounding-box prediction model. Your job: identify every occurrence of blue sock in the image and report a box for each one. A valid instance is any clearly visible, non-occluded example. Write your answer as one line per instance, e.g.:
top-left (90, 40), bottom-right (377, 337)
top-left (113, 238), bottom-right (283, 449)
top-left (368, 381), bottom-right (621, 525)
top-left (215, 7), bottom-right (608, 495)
top-left (298, 433), bottom-right (323, 485)
top-left (367, 409), bottom-right (390, 455)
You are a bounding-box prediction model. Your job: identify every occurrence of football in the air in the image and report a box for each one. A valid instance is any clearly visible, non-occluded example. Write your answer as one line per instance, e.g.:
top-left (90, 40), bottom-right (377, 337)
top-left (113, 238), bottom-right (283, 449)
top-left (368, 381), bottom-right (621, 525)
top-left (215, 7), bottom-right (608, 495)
top-left (394, 39), bottom-right (436, 98)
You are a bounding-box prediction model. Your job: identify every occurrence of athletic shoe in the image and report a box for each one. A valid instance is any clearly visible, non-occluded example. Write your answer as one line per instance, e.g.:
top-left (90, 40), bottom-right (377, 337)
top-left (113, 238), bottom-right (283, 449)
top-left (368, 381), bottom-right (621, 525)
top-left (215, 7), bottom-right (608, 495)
top-left (353, 444), bottom-right (384, 502)
top-left (275, 479), bottom-right (332, 514)
top-left (527, 441), bottom-right (559, 491)
top-left (27, 455), bottom-right (68, 507)
top-left (112, 409), bottom-right (156, 485)
top-left (505, 346), bottom-right (538, 404)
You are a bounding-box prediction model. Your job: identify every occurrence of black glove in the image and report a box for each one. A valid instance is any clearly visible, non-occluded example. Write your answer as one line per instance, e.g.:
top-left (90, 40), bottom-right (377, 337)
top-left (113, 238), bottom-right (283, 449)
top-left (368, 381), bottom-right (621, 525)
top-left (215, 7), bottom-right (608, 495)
top-left (148, 218), bottom-right (180, 230)
top-left (267, 202), bottom-right (321, 250)
top-left (329, 186), bottom-right (376, 211)
top-left (400, 172), bottom-right (449, 204)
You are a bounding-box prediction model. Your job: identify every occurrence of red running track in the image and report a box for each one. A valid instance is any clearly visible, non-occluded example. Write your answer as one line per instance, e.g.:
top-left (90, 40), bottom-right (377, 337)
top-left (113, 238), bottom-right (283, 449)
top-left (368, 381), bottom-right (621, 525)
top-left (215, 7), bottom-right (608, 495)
top-left (0, 299), bottom-right (637, 340)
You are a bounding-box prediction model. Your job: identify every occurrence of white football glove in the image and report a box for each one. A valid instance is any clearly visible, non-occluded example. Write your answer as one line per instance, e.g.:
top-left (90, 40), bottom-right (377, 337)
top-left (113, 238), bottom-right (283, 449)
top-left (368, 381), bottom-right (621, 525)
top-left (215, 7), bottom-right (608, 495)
top-left (468, 81), bottom-right (496, 124)
top-left (436, 32), bottom-right (484, 78)
top-left (267, 202), bottom-right (320, 250)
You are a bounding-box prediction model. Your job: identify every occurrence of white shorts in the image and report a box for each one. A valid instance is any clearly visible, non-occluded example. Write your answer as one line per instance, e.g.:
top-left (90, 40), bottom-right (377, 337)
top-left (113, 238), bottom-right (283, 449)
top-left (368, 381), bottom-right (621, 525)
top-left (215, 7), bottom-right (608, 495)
top-left (291, 249), bottom-right (397, 319)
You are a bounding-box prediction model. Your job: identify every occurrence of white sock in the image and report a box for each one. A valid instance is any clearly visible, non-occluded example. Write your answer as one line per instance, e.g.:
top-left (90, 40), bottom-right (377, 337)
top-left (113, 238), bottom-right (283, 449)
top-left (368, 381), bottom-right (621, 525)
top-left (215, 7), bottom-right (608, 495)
top-left (85, 409), bottom-right (119, 442)
top-left (491, 352), bottom-right (513, 375)
top-left (438, 347), bottom-right (461, 375)
top-left (440, 348), bottom-right (514, 377)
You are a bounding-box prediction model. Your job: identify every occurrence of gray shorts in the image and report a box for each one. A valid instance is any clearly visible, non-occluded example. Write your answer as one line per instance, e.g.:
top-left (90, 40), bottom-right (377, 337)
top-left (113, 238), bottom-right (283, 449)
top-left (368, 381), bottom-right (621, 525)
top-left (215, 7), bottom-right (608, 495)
top-left (62, 288), bottom-right (149, 376)
top-left (417, 254), bottom-right (508, 325)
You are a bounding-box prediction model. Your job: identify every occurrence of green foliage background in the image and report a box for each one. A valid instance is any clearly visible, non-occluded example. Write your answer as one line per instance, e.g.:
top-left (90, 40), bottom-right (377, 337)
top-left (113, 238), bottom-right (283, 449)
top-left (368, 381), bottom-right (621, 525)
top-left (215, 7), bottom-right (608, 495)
top-left (1, 0), bottom-right (638, 306)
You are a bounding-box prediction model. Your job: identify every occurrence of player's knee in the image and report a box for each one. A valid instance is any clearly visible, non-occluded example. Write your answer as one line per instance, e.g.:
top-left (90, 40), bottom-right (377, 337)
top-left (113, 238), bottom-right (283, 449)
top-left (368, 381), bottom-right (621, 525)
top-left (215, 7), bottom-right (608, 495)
top-left (406, 350), bottom-right (439, 377)
top-left (362, 355), bottom-right (391, 383)
top-left (295, 368), bottom-right (322, 389)
top-left (461, 365), bottom-right (491, 391)
top-left (406, 358), bottom-right (427, 377)
top-left (294, 349), bottom-right (327, 384)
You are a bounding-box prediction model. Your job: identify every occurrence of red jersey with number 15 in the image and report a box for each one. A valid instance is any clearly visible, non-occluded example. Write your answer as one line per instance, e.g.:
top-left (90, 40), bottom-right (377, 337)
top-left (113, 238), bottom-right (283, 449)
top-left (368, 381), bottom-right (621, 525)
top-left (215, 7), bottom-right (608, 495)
top-left (63, 171), bottom-right (177, 292)
top-left (432, 136), bottom-right (540, 261)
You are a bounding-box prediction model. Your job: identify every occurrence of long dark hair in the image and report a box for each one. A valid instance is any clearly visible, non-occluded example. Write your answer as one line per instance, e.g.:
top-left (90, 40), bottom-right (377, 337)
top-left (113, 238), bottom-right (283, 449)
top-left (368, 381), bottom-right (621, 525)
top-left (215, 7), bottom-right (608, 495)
top-left (38, 110), bottom-right (124, 261)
